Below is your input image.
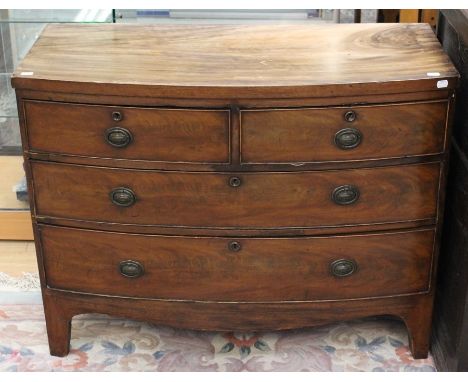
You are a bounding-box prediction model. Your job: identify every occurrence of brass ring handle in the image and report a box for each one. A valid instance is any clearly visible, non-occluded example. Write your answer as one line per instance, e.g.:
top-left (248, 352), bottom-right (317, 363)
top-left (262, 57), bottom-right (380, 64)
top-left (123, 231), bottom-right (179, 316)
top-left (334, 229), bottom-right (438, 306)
top-left (119, 260), bottom-right (144, 278)
top-left (105, 127), bottom-right (133, 148)
top-left (344, 110), bottom-right (357, 122)
top-left (110, 187), bottom-right (136, 207)
top-left (334, 128), bottom-right (362, 150)
top-left (229, 176), bottom-right (242, 188)
top-left (228, 241), bottom-right (242, 252)
top-left (330, 259), bottom-right (357, 277)
top-left (332, 185), bottom-right (360, 205)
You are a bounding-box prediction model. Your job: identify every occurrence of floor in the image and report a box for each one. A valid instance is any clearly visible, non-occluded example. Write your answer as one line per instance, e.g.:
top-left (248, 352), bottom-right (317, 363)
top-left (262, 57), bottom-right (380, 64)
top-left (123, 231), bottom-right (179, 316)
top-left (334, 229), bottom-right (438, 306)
top-left (0, 156), bottom-right (28, 210)
top-left (0, 240), bottom-right (36, 276)
top-left (0, 156), bottom-right (33, 241)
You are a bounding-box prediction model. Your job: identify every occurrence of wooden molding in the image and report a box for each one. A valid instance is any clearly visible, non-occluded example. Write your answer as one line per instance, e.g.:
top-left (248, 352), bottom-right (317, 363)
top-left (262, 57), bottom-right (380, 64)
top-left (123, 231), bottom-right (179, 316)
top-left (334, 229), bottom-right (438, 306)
top-left (421, 10), bottom-right (439, 29)
top-left (400, 10), bottom-right (421, 23)
top-left (0, 211), bottom-right (33, 240)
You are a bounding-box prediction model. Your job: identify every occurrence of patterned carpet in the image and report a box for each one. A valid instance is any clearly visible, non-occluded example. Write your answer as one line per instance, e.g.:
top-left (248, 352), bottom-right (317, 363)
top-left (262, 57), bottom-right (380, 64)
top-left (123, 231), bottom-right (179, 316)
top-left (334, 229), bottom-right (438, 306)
top-left (0, 273), bottom-right (437, 371)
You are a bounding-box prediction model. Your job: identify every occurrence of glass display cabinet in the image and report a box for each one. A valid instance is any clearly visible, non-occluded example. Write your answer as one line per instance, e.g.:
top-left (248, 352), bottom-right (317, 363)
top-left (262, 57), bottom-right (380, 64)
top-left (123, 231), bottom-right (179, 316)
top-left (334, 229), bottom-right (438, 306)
top-left (0, 9), bottom-right (113, 239)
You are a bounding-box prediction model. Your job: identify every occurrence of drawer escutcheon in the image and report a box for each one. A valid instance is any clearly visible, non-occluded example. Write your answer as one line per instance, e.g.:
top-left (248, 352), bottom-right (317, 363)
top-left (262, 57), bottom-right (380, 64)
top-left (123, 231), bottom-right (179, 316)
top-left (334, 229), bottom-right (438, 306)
top-left (112, 111), bottom-right (123, 121)
top-left (344, 110), bottom-right (357, 122)
top-left (229, 176), bottom-right (242, 188)
top-left (228, 241), bottom-right (242, 252)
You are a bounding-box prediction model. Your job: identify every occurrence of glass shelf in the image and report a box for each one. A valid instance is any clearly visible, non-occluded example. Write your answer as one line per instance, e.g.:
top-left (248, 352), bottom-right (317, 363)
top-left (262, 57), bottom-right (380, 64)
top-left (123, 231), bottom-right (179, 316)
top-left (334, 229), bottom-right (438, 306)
top-left (115, 9), bottom-right (325, 24)
top-left (114, 9), bottom-right (377, 24)
top-left (0, 9), bottom-right (113, 23)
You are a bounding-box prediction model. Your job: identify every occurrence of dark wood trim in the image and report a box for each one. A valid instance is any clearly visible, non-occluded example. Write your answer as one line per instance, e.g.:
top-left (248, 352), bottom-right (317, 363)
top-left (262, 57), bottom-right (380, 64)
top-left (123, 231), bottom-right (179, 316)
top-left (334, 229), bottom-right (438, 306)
top-left (25, 151), bottom-right (447, 173)
top-left (16, 89), bottom-right (453, 109)
top-left (34, 216), bottom-right (436, 238)
top-left (42, 287), bottom-right (434, 358)
top-left (12, 76), bottom-right (458, 100)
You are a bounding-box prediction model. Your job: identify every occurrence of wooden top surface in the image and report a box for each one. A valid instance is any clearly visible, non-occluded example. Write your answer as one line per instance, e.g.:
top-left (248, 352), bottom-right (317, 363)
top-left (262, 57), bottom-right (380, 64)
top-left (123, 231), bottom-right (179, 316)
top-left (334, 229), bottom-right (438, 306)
top-left (12, 23), bottom-right (458, 99)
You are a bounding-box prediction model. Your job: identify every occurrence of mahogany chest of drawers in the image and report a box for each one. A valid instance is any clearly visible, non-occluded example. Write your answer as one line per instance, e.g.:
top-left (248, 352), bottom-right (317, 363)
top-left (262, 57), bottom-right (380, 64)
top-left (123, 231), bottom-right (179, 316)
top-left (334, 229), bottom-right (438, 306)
top-left (12, 23), bottom-right (458, 358)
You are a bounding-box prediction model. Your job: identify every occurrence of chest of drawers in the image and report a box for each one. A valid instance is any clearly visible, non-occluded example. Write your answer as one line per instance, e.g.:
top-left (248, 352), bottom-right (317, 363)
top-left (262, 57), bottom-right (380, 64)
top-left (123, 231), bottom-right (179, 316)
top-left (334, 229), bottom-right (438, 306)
top-left (12, 23), bottom-right (458, 359)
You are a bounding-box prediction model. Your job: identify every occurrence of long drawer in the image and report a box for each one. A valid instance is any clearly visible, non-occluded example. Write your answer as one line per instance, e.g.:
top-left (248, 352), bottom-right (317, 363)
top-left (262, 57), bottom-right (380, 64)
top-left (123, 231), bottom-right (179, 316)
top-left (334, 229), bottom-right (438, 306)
top-left (23, 101), bottom-right (230, 164)
top-left (241, 101), bottom-right (448, 163)
top-left (31, 161), bottom-right (440, 229)
top-left (40, 225), bottom-right (435, 302)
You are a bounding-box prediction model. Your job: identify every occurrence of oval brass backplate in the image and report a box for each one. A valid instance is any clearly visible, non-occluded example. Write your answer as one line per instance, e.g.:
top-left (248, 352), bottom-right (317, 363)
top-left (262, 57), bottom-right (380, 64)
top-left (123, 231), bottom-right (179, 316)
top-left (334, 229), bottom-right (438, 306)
top-left (330, 259), bottom-right (357, 277)
top-left (105, 127), bottom-right (133, 148)
top-left (110, 187), bottom-right (136, 207)
top-left (119, 260), bottom-right (144, 278)
top-left (334, 127), bottom-right (362, 150)
top-left (331, 185), bottom-right (360, 205)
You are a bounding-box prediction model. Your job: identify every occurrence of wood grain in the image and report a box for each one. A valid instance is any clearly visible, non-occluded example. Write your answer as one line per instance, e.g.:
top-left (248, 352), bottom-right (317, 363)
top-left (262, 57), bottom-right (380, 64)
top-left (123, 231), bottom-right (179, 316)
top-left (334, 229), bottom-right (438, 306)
top-left (16, 87), bottom-right (454, 109)
top-left (11, 23), bottom-right (458, 99)
top-left (33, 215), bottom-right (436, 238)
top-left (241, 101), bottom-right (448, 163)
top-left (30, 161), bottom-right (440, 229)
top-left (24, 101), bottom-right (230, 164)
top-left (40, 225), bottom-right (435, 302)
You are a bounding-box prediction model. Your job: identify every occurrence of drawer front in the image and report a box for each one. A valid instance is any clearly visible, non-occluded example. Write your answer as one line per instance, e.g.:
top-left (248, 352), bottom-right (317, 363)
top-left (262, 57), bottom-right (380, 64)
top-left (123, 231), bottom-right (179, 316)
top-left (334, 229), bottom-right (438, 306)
top-left (24, 101), bottom-right (230, 164)
top-left (40, 225), bottom-right (434, 302)
top-left (32, 161), bottom-right (440, 229)
top-left (241, 101), bottom-right (448, 163)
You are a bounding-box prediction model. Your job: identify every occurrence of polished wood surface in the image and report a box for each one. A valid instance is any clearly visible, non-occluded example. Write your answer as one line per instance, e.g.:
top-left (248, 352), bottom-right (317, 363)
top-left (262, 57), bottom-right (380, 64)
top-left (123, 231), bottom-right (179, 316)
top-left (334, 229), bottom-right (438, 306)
top-left (11, 23), bottom-right (457, 99)
top-left (31, 161), bottom-right (440, 229)
top-left (40, 225), bottom-right (434, 302)
top-left (23, 100), bottom-right (449, 166)
top-left (16, 87), bottom-right (454, 109)
top-left (241, 101), bottom-right (448, 163)
top-left (24, 101), bottom-right (230, 164)
top-left (33, 215), bottom-right (436, 238)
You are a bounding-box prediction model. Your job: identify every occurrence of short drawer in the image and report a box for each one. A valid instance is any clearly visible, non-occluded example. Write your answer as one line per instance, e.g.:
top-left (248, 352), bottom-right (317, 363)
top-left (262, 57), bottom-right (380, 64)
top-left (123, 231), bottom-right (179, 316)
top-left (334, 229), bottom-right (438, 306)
top-left (24, 101), bottom-right (230, 164)
top-left (31, 161), bottom-right (440, 229)
top-left (240, 101), bottom-right (448, 163)
top-left (40, 225), bottom-right (434, 302)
